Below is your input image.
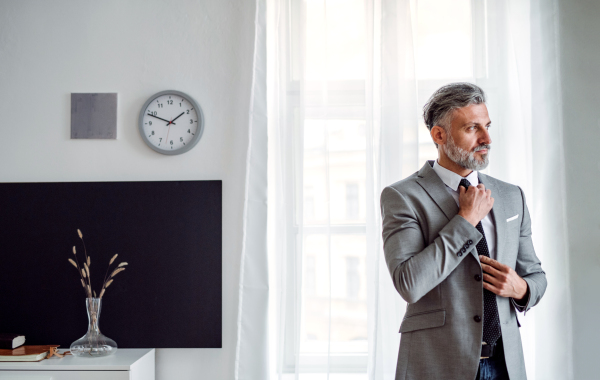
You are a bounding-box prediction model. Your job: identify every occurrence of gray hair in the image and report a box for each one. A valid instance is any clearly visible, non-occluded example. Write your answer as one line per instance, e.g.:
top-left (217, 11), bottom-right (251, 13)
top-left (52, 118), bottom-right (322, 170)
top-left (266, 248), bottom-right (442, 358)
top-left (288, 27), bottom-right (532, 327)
top-left (422, 82), bottom-right (486, 148)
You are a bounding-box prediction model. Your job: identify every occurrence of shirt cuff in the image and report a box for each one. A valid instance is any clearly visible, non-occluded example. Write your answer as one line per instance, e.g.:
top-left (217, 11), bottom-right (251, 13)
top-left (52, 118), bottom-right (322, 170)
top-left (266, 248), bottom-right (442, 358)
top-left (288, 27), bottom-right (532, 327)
top-left (510, 283), bottom-right (530, 313)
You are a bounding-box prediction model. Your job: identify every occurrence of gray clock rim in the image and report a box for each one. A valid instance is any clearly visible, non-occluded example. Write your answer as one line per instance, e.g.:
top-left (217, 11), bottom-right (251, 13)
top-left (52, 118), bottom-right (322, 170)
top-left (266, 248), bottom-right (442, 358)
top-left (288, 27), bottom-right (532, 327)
top-left (138, 90), bottom-right (205, 155)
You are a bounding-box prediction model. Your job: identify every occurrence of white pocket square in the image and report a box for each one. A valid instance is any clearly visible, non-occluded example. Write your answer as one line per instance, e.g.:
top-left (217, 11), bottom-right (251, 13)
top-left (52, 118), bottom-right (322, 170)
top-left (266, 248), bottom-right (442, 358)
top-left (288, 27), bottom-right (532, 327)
top-left (506, 214), bottom-right (519, 222)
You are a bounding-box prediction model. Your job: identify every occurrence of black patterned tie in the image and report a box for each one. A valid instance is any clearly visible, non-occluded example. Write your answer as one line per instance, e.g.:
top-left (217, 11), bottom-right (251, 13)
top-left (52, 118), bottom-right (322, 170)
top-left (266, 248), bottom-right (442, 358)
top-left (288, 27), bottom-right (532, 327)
top-left (459, 178), bottom-right (502, 345)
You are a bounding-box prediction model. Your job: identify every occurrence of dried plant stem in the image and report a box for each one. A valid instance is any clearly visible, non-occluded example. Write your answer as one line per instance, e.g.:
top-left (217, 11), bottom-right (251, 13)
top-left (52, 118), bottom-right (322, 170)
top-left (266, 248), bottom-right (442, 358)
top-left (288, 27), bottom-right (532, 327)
top-left (79, 233), bottom-right (90, 280)
top-left (69, 230), bottom-right (127, 301)
top-left (101, 254), bottom-right (118, 291)
top-left (109, 267), bottom-right (125, 278)
top-left (78, 231), bottom-right (94, 300)
top-left (71, 246), bottom-right (90, 299)
top-left (84, 263), bottom-right (91, 280)
top-left (99, 262), bottom-right (125, 299)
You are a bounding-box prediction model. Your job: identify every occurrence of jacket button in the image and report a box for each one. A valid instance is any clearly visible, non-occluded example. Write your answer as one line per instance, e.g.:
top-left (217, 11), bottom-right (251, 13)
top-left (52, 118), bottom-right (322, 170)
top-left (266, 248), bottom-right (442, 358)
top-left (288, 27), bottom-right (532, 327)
top-left (457, 252), bottom-right (463, 257)
top-left (474, 274), bottom-right (482, 281)
top-left (468, 239), bottom-right (473, 245)
top-left (461, 247), bottom-right (466, 253)
top-left (474, 315), bottom-right (481, 323)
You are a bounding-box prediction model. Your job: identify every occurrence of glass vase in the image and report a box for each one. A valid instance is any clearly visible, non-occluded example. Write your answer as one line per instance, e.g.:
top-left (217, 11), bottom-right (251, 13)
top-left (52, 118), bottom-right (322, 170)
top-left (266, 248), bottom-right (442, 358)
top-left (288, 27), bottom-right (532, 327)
top-left (70, 298), bottom-right (117, 357)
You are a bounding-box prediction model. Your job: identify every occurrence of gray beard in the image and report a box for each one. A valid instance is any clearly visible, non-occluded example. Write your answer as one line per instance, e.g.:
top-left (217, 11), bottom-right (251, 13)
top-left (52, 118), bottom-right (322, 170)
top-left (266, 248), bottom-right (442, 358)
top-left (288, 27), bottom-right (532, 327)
top-left (444, 134), bottom-right (491, 171)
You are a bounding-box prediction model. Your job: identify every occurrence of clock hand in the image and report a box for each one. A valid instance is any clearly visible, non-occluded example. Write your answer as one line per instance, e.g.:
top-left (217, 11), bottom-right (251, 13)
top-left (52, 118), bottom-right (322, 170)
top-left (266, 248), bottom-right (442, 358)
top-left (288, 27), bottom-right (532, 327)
top-left (147, 113), bottom-right (176, 125)
top-left (163, 112), bottom-right (184, 146)
top-left (167, 112), bottom-right (185, 125)
top-left (165, 124), bottom-right (172, 147)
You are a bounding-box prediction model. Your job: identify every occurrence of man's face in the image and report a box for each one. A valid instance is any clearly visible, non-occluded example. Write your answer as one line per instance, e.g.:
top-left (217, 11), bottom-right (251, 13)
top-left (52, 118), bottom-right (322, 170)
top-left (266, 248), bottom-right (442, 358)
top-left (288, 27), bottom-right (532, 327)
top-left (443, 103), bottom-right (492, 171)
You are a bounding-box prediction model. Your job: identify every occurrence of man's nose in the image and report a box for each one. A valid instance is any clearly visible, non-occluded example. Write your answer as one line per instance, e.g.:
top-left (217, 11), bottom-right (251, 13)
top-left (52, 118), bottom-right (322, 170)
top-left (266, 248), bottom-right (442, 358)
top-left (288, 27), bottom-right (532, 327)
top-left (480, 128), bottom-right (492, 145)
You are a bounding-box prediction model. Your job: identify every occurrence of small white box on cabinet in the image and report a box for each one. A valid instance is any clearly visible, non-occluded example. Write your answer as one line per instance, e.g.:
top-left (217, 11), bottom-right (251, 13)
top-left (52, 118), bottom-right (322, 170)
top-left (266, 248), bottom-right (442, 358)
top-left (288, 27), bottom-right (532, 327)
top-left (0, 348), bottom-right (154, 380)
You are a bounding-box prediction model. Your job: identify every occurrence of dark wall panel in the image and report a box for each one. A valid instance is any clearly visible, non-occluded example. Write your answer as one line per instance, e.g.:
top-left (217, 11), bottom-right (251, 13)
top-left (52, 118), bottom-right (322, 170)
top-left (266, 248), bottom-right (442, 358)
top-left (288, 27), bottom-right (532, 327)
top-left (0, 181), bottom-right (222, 348)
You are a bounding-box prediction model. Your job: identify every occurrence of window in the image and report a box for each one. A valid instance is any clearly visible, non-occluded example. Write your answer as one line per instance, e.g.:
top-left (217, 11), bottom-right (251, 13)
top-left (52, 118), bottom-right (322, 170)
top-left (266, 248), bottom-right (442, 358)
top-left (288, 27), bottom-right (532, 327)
top-left (278, 0), bottom-right (493, 374)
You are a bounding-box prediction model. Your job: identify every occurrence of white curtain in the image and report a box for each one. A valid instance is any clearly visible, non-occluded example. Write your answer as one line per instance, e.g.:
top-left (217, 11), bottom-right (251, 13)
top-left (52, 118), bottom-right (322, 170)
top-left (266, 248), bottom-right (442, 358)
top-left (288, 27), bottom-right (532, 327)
top-left (527, 0), bottom-right (573, 378)
top-left (234, 0), bottom-right (572, 378)
top-left (235, 0), bottom-right (269, 379)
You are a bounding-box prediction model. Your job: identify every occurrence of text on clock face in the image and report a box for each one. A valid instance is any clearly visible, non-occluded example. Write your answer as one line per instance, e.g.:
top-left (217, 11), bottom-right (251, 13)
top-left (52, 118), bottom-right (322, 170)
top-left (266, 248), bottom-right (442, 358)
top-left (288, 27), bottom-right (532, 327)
top-left (142, 95), bottom-right (199, 150)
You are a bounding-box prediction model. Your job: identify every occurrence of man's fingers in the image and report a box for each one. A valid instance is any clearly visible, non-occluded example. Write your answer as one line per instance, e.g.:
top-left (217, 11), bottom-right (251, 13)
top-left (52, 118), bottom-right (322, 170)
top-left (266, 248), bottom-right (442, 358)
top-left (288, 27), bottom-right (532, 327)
top-left (482, 281), bottom-right (501, 295)
top-left (481, 262), bottom-right (503, 276)
top-left (481, 263), bottom-right (504, 279)
top-left (492, 258), bottom-right (509, 271)
top-left (482, 273), bottom-right (501, 287)
top-left (479, 255), bottom-right (495, 266)
top-left (479, 256), bottom-right (509, 272)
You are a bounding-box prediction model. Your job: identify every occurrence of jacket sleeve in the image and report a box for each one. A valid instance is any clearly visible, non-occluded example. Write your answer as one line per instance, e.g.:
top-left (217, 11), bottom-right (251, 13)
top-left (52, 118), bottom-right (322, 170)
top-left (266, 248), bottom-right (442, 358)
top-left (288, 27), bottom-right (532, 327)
top-left (380, 185), bottom-right (483, 304)
top-left (512, 186), bottom-right (547, 315)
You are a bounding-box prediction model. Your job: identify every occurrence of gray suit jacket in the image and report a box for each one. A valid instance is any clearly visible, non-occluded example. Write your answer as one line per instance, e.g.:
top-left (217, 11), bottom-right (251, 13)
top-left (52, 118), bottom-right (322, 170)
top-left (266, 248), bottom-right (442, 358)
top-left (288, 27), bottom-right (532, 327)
top-left (380, 160), bottom-right (546, 380)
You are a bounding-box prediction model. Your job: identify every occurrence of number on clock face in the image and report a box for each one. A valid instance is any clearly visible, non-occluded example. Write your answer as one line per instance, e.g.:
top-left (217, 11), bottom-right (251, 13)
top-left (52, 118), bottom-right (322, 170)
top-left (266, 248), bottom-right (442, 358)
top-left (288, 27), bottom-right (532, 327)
top-left (141, 95), bottom-right (199, 151)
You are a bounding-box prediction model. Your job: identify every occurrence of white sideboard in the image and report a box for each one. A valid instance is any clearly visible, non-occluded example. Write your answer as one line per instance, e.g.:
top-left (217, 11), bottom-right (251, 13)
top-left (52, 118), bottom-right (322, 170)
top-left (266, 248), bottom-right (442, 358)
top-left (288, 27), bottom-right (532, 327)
top-left (0, 348), bottom-right (155, 380)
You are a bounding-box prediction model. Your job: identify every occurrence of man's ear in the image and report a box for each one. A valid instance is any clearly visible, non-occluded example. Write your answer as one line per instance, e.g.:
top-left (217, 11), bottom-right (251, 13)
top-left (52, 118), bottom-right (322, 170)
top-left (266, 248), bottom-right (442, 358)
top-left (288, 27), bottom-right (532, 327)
top-left (430, 125), bottom-right (446, 146)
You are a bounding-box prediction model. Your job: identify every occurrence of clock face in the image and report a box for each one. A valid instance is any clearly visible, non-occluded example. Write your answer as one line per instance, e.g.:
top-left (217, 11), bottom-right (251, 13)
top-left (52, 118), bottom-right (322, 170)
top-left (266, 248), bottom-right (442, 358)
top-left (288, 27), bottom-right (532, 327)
top-left (139, 91), bottom-right (204, 155)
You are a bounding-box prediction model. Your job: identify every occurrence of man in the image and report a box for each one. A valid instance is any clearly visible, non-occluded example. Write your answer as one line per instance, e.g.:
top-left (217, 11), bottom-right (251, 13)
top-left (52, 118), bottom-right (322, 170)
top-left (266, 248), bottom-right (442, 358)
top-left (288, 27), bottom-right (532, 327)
top-left (380, 83), bottom-right (546, 380)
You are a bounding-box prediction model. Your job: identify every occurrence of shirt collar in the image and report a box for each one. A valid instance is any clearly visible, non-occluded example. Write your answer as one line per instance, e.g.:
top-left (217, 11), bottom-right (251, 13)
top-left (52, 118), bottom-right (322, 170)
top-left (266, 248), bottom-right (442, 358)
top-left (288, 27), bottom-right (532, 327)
top-left (432, 159), bottom-right (479, 191)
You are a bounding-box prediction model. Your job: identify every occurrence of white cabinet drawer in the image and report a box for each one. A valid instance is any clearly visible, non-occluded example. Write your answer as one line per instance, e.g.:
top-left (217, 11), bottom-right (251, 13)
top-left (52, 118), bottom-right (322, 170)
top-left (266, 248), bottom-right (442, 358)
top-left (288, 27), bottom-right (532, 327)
top-left (0, 371), bottom-right (129, 380)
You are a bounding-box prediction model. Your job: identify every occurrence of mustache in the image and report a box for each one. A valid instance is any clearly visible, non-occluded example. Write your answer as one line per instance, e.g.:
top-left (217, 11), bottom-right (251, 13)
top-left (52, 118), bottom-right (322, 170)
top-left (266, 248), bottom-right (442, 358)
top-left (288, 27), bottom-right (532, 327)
top-left (473, 144), bottom-right (491, 152)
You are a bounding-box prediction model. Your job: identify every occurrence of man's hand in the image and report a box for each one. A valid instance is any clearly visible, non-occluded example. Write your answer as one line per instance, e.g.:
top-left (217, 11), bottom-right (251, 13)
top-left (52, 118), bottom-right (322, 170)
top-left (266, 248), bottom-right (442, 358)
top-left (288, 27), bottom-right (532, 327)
top-left (458, 184), bottom-right (494, 227)
top-left (479, 255), bottom-right (528, 300)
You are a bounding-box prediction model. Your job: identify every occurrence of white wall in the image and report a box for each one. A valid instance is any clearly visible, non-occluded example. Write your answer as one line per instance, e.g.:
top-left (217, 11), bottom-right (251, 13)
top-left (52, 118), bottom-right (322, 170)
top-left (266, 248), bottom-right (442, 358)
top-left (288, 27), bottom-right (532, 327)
top-left (0, 1), bottom-right (255, 379)
top-left (558, 1), bottom-right (600, 378)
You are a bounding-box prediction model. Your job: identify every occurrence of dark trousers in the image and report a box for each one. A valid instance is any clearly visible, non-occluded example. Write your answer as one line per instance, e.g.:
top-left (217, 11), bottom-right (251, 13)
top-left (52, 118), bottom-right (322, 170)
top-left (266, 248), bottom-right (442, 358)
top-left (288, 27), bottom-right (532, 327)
top-left (477, 337), bottom-right (510, 380)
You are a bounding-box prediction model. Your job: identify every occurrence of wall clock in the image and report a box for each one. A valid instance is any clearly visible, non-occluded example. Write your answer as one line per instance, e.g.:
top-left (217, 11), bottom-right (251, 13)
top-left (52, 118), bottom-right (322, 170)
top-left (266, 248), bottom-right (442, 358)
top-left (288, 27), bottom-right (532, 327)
top-left (138, 90), bottom-right (205, 155)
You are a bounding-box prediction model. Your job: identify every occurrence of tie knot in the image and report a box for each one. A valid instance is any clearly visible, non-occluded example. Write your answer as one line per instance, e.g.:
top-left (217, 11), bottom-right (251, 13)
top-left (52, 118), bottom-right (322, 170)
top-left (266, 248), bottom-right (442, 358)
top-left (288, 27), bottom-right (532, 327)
top-left (459, 178), bottom-right (472, 189)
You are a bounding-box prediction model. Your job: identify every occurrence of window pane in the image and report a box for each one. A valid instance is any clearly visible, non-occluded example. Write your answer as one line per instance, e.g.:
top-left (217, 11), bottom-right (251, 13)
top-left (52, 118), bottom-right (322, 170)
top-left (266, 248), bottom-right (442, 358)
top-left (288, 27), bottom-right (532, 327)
top-left (416, 0), bottom-right (472, 79)
top-left (345, 184), bottom-right (360, 220)
top-left (304, 0), bottom-right (366, 80)
top-left (302, 234), bottom-right (367, 354)
top-left (303, 120), bottom-right (366, 225)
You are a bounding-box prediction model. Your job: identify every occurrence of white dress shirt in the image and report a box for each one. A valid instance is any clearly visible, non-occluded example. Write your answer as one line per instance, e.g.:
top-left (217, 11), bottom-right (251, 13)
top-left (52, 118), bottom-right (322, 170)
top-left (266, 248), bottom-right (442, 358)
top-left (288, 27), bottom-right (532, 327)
top-left (432, 159), bottom-right (497, 260)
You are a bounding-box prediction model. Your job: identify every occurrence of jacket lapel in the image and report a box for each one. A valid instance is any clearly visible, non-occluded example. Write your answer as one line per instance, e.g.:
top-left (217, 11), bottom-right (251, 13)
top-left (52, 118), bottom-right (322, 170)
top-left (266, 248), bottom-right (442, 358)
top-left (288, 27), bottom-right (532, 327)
top-left (478, 173), bottom-right (506, 263)
top-left (415, 161), bottom-right (459, 221)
